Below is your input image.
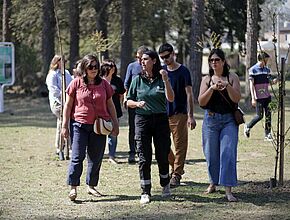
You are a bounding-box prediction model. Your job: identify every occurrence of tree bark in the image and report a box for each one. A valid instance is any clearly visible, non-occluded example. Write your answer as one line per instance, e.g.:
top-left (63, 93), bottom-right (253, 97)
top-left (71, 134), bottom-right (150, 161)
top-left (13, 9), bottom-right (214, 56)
top-left (42, 0), bottom-right (55, 75)
top-left (245, 0), bottom-right (258, 105)
top-left (69, 0), bottom-right (79, 72)
top-left (2, 0), bottom-right (12, 41)
top-left (190, 0), bottom-right (204, 102)
top-left (95, 0), bottom-right (111, 60)
top-left (120, 0), bottom-right (132, 80)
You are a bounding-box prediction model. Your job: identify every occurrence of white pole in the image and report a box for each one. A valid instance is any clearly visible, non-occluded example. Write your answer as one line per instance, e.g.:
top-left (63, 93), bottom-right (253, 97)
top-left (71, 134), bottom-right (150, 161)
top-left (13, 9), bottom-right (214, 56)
top-left (0, 86), bottom-right (4, 113)
top-left (277, 13), bottom-right (280, 67)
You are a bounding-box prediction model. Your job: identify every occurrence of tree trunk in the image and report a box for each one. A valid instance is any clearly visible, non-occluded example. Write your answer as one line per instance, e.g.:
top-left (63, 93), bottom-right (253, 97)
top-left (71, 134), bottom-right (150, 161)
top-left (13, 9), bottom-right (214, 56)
top-left (42, 0), bottom-right (55, 76)
top-left (176, 29), bottom-right (184, 64)
top-left (2, 0), bottom-right (12, 41)
top-left (95, 0), bottom-right (111, 60)
top-left (190, 0), bottom-right (204, 102)
top-left (120, 0), bottom-right (132, 80)
top-left (69, 0), bottom-right (79, 72)
top-left (228, 28), bottom-right (234, 52)
top-left (176, 41), bottom-right (184, 64)
top-left (245, 0), bottom-right (258, 106)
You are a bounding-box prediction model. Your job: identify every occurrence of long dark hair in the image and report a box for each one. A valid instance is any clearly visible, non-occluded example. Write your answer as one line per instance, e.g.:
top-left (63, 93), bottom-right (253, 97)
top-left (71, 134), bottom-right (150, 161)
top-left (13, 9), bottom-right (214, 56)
top-left (80, 54), bottom-right (102, 85)
top-left (142, 50), bottom-right (162, 79)
top-left (208, 48), bottom-right (230, 77)
top-left (100, 59), bottom-right (117, 77)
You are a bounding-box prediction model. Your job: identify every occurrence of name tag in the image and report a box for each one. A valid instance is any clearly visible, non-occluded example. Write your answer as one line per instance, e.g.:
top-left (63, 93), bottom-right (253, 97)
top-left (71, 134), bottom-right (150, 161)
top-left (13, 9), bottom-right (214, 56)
top-left (156, 86), bottom-right (165, 93)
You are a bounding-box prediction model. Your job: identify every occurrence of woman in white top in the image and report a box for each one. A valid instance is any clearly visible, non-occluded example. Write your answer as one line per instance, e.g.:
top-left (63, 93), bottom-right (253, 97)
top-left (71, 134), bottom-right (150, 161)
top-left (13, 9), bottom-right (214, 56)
top-left (46, 55), bottom-right (73, 156)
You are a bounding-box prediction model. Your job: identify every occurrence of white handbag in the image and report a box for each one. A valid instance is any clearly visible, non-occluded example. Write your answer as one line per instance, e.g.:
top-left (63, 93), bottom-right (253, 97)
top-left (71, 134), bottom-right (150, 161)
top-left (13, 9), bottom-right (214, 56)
top-left (93, 117), bottom-right (113, 135)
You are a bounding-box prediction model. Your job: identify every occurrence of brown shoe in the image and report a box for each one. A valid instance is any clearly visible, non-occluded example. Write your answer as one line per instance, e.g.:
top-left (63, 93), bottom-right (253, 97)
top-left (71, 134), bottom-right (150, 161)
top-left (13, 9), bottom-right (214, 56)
top-left (169, 175), bottom-right (181, 188)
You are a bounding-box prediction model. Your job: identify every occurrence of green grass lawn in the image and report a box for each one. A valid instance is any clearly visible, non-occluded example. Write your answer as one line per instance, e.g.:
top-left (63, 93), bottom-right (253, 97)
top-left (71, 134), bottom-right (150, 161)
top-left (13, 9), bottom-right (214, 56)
top-left (0, 82), bottom-right (290, 219)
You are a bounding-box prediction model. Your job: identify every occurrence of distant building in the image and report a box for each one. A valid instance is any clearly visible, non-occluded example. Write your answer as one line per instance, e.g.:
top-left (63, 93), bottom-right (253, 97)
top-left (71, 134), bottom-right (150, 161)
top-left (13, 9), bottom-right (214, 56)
top-left (261, 21), bottom-right (290, 71)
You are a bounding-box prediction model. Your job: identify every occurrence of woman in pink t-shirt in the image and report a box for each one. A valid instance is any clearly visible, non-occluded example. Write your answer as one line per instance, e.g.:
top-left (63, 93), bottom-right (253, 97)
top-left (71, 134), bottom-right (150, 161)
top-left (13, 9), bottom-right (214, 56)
top-left (61, 54), bottom-right (119, 201)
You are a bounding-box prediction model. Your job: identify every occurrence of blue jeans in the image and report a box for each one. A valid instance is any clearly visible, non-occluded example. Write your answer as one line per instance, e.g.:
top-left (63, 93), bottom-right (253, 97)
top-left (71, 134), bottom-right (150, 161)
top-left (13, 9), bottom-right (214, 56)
top-left (202, 110), bottom-right (238, 187)
top-left (108, 135), bottom-right (117, 158)
top-left (67, 121), bottom-right (106, 186)
top-left (107, 118), bottom-right (119, 158)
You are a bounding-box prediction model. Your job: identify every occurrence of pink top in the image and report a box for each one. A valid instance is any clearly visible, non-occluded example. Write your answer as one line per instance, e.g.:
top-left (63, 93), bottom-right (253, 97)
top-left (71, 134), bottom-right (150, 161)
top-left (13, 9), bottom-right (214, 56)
top-left (66, 77), bottom-right (114, 124)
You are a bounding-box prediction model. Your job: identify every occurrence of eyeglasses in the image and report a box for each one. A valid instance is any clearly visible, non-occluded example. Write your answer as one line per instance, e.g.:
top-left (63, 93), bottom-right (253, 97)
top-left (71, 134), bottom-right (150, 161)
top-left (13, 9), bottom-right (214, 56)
top-left (160, 53), bottom-right (171, 60)
top-left (87, 64), bottom-right (98, 70)
top-left (210, 58), bottom-right (221, 63)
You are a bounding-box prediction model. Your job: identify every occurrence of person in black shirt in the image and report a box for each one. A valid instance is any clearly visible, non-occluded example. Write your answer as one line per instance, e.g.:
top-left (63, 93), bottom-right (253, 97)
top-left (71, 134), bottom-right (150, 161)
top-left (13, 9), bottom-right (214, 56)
top-left (198, 48), bottom-right (241, 202)
top-left (101, 59), bottom-right (126, 164)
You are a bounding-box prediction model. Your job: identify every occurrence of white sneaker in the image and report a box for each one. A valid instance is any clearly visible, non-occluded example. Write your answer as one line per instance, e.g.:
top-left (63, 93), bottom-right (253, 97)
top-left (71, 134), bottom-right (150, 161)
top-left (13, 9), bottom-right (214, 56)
top-left (108, 157), bottom-right (118, 164)
top-left (244, 124), bottom-right (250, 138)
top-left (140, 194), bottom-right (150, 204)
top-left (264, 133), bottom-right (273, 141)
top-left (162, 184), bottom-right (171, 197)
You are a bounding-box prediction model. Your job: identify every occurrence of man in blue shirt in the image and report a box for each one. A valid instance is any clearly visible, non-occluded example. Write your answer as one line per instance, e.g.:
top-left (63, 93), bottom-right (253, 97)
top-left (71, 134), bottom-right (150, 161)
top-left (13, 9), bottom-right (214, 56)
top-left (158, 43), bottom-right (197, 187)
top-left (124, 46), bottom-right (149, 163)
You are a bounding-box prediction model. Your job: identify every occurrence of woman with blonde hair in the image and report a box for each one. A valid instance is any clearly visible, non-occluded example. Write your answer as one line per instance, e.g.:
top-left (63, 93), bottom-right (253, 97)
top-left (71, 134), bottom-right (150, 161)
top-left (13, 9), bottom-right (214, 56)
top-left (46, 55), bottom-right (73, 157)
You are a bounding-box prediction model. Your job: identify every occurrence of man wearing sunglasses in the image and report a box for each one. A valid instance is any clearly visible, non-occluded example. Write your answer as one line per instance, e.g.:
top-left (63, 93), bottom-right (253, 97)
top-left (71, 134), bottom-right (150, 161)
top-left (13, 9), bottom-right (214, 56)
top-left (158, 43), bottom-right (197, 188)
top-left (124, 45), bottom-right (149, 164)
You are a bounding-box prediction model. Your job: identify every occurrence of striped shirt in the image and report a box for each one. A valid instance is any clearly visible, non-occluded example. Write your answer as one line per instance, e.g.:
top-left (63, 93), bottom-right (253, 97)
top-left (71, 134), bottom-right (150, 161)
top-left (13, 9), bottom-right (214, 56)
top-left (248, 63), bottom-right (271, 100)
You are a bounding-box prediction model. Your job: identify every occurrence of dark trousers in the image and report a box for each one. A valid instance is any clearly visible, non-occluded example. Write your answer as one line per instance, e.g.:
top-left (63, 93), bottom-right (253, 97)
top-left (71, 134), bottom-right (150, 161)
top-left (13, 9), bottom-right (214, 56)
top-left (67, 121), bottom-right (106, 186)
top-left (135, 113), bottom-right (171, 195)
top-left (128, 107), bottom-right (136, 156)
top-left (247, 97), bottom-right (271, 135)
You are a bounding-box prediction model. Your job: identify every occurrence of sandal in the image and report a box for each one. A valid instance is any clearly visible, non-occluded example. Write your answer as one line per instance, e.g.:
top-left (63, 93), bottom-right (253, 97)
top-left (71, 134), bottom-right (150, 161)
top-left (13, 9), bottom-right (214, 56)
top-left (69, 188), bottom-right (77, 201)
top-left (205, 184), bottom-right (216, 194)
top-left (87, 186), bottom-right (103, 197)
top-left (225, 193), bottom-right (238, 202)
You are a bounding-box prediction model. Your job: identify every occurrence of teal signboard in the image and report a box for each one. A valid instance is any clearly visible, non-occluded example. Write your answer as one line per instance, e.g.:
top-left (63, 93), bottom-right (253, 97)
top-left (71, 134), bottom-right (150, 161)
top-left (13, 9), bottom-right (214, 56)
top-left (0, 42), bottom-right (15, 85)
top-left (0, 42), bottom-right (15, 113)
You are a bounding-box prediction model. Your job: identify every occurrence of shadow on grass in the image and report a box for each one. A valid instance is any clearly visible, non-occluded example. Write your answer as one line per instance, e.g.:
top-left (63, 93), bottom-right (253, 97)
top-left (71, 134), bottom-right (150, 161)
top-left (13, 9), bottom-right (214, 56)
top-left (185, 158), bottom-right (206, 164)
top-left (235, 180), bottom-right (290, 206)
top-left (105, 152), bottom-right (206, 165)
top-left (163, 180), bottom-right (290, 206)
top-left (71, 194), bottom-right (140, 204)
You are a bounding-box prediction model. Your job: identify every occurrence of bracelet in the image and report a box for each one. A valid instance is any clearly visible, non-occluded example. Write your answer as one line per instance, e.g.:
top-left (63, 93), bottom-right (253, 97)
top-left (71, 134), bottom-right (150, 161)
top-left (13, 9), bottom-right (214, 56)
top-left (163, 79), bottom-right (169, 83)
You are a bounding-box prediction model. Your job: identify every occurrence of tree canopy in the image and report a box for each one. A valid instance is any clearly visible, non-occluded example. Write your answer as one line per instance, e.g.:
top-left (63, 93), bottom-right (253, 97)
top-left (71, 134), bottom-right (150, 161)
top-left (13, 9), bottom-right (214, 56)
top-left (1, 0), bottom-right (286, 96)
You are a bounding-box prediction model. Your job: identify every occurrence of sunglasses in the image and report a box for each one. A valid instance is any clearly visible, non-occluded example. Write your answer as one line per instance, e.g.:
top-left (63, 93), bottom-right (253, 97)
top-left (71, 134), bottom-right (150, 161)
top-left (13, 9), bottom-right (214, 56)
top-left (160, 53), bottom-right (171, 60)
top-left (106, 63), bottom-right (114, 68)
top-left (87, 64), bottom-right (98, 70)
top-left (210, 58), bottom-right (221, 62)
